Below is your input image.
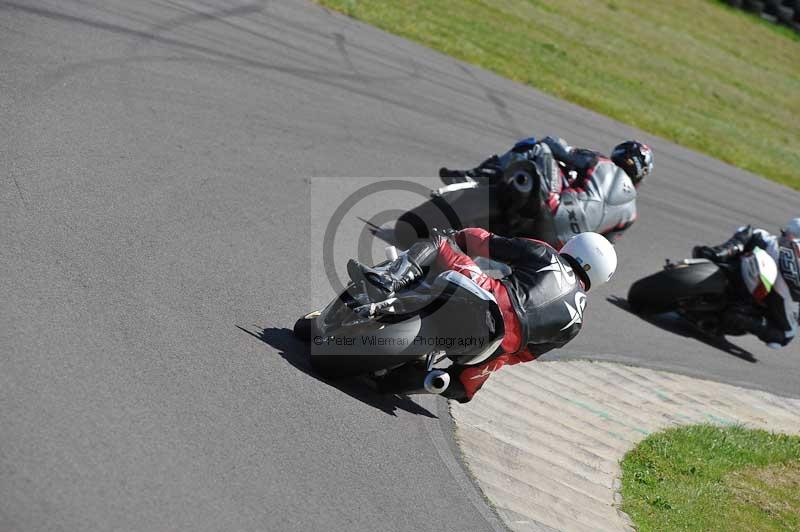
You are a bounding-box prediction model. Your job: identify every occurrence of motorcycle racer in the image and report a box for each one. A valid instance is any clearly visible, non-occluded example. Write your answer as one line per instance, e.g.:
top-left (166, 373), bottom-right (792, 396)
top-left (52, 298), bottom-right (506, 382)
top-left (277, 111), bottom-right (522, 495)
top-left (347, 228), bottom-right (617, 402)
top-left (692, 218), bottom-right (800, 348)
top-left (438, 136), bottom-right (652, 247)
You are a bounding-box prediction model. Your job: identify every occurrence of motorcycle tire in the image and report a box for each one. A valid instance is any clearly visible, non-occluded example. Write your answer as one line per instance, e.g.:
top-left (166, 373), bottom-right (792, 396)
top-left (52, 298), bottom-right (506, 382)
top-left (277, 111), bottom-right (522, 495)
top-left (293, 310), bottom-right (321, 342)
top-left (308, 314), bottom-right (431, 379)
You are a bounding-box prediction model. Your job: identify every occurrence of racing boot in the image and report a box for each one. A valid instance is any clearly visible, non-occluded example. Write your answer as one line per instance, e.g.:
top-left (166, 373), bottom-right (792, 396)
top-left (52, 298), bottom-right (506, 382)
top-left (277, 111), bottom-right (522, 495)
top-left (717, 308), bottom-right (783, 346)
top-left (692, 226), bottom-right (753, 263)
top-left (438, 167), bottom-right (474, 185)
top-left (347, 253), bottom-right (423, 301)
top-left (439, 155), bottom-right (502, 186)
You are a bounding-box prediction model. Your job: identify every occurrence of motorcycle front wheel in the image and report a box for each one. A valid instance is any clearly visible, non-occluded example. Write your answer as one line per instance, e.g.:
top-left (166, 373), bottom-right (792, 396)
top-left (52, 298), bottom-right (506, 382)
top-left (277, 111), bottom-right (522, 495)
top-left (293, 310), bottom-right (321, 342)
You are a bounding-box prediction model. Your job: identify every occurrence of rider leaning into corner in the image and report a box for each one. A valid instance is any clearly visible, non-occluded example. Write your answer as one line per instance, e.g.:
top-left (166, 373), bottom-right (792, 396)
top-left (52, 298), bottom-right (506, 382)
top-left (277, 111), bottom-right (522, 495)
top-left (693, 218), bottom-right (800, 348)
top-left (439, 136), bottom-right (653, 247)
top-left (347, 228), bottom-right (617, 402)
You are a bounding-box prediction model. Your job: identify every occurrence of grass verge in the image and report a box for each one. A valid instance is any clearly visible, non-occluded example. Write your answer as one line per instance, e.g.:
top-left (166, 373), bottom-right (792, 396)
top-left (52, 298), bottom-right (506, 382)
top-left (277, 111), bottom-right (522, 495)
top-left (620, 424), bottom-right (800, 531)
top-left (315, 0), bottom-right (800, 190)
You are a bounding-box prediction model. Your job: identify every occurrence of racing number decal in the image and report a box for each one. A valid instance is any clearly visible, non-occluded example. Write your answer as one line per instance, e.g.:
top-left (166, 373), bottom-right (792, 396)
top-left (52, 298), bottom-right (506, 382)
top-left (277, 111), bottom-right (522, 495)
top-left (568, 210), bottom-right (580, 234)
top-left (779, 246), bottom-right (799, 288)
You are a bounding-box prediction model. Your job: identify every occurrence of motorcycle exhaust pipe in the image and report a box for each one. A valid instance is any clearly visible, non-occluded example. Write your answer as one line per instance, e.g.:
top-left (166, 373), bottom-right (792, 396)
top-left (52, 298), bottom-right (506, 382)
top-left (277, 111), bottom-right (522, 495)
top-left (424, 370), bottom-right (450, 394)
top-left (507, 171), bottom-right (533, 214)
top-left (503, 160), bottom-right (536, 213)
top-left (510, 170), bottom-right (533, 194)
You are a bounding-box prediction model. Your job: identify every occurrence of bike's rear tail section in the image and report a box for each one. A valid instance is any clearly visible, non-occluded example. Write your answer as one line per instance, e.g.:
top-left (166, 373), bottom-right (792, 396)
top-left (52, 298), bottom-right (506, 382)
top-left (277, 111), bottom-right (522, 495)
top-left (394, 184), bottom-right (504, 249)
top-left (628, 259), bottom-right (729, 314)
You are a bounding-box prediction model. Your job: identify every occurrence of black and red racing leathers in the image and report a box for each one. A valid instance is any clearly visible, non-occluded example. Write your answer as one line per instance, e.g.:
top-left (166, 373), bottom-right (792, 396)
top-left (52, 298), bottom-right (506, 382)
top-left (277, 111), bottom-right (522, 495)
top-left (408, 228), bottom-right (588, 402)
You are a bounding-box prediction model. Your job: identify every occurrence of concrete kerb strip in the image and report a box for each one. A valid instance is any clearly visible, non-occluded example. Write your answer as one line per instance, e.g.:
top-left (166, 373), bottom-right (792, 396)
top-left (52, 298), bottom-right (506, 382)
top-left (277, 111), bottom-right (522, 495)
top-left (450, 360), bottom-right (800, 532)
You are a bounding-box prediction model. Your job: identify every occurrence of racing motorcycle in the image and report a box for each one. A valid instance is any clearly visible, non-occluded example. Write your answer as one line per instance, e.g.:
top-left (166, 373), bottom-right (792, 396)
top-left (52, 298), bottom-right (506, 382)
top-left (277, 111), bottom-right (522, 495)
top-left (293, 247), bottom-right (504, 395)
top-left (393, 160), bottom-right (553, 250)
top-left (627, 254), bottom-right (767, 336)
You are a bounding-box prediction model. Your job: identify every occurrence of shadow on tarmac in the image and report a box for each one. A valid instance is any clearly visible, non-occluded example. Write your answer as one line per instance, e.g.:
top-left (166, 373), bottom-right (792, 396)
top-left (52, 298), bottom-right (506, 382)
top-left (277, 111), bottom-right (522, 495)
top-left (236, 325), bottom-right (437, 418)
top-left (606, 296), bottom-right (757, 363)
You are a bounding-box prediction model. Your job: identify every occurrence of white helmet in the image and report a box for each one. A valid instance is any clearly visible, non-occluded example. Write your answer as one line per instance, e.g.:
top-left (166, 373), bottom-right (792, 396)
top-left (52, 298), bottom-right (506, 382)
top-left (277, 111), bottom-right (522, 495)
top-left (785, 217), bottom-right (800, 239)
top-left (559, 232), bottom-right (617, 290)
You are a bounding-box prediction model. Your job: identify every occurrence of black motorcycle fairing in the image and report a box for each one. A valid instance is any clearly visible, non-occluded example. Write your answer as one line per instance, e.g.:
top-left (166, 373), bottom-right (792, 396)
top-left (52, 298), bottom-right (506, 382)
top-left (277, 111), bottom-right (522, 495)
top-left (628, 259), bottom-right (731, 313)
top-left (308, 271), bottom-right (504, 379)
top-left (394, 185), bottom-right (506, 249)
top-left (395, 161), bottom-right (558, 250)
top-left (626, 257), bottom-right (776, 338)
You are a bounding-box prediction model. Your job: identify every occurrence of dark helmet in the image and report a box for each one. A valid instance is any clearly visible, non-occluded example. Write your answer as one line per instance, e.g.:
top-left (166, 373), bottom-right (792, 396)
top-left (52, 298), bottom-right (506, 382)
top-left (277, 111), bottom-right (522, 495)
top-left (611, 141), bottom-right (653, 185)
top-left (778, 236), bottom-right (800, 301)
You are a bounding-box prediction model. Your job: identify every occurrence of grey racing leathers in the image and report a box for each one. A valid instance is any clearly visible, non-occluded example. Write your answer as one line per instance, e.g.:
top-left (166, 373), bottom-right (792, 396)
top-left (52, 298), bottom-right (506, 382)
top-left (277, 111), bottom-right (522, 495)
top-left (448, 136), bottom-right (639, 247)
top-left (512, 136), bottom-right (639, 247)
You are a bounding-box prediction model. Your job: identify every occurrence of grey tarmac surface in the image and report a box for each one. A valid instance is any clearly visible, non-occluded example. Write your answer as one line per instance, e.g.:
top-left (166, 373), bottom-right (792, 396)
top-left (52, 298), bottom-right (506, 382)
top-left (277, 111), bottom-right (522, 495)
top-left (1, 1), bottom-right (798, 531)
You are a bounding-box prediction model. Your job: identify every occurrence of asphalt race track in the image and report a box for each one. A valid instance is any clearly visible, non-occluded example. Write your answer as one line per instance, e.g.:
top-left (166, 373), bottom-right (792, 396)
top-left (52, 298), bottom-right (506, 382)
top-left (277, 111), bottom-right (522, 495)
top-left (2, 1), bottom-right (799, 531)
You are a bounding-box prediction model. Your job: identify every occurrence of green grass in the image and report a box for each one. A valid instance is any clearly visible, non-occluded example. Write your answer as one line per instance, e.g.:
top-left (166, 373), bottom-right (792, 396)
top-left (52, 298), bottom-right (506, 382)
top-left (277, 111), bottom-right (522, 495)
top-left (316, 0), bottom-right (800, 190)
top-left (620, 425), bottom-right (800, 531)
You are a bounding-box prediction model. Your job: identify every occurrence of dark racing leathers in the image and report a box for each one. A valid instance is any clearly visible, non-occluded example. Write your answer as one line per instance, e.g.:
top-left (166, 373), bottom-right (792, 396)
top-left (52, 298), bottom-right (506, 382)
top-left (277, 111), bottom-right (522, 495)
top-left (442, 136), bottom-right (638, 247)
top-left (693, 226), bottom-right (799, 348)
top-left (379, 228), bottom-right (587, 402)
